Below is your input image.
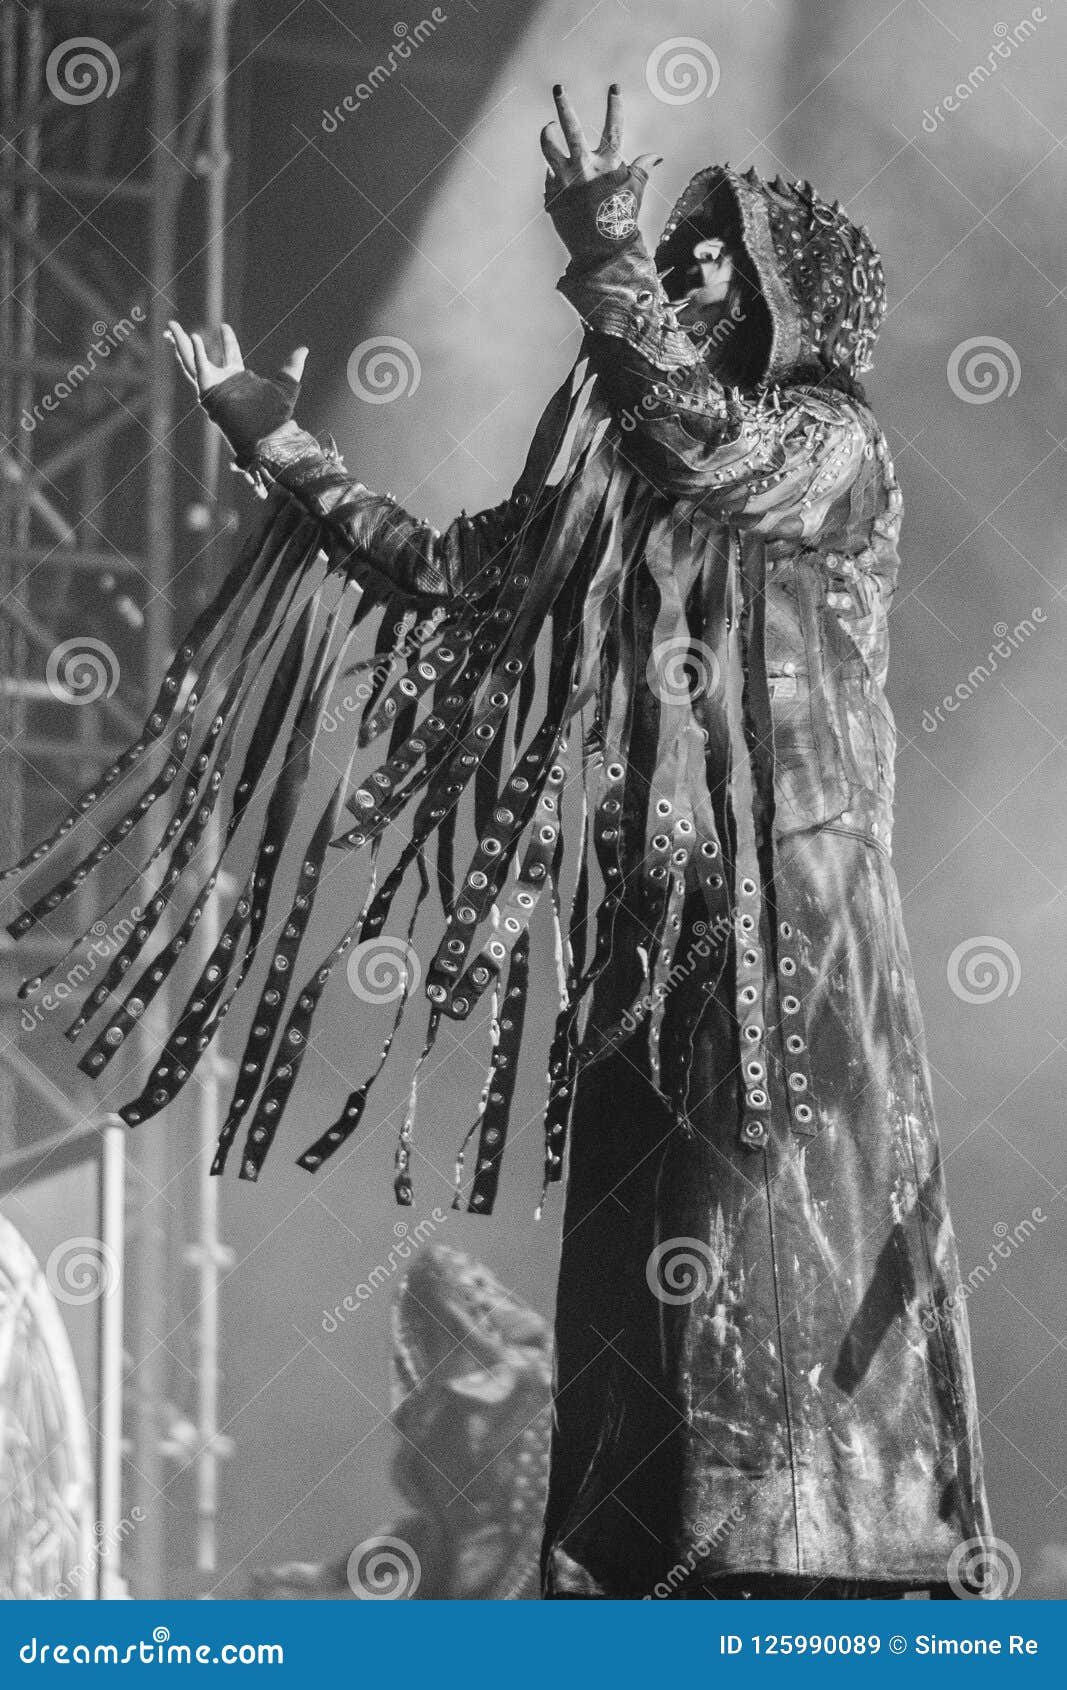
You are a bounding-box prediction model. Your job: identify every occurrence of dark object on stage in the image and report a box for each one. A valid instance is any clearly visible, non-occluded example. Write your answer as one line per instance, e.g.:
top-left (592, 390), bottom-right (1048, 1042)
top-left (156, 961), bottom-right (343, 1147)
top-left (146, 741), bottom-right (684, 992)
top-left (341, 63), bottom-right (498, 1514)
top-left (249, 1245), bottom-right (551, 1600)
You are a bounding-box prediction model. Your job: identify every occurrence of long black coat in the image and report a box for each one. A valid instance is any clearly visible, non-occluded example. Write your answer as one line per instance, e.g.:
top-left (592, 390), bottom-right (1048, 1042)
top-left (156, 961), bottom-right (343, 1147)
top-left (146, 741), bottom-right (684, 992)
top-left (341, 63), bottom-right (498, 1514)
top-left (3, 162), bottom-right (993, 1597)
top-left (530, 163), bottom-right (994, 1595)
top-left (533, 164), bottom-right (993, 1595)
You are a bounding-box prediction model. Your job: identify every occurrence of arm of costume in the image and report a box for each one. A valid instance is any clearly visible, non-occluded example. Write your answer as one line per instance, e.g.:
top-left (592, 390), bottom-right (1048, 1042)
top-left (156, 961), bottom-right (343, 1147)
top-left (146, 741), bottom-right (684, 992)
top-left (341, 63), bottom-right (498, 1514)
top-left (0, 344), bottom-right (608, 1212)
top-left (203, 368), bottom-right (522, 609)
top-left (548, 165), bottom-right (871, 537)
top-left (249, 422), bottom-right (524, 609)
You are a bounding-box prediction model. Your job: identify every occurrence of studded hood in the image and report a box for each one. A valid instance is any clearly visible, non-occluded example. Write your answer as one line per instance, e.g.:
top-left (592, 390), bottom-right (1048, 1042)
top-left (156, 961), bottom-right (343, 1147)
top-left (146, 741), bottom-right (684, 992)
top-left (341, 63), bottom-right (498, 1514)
top-left (654, 165), bottom-right (886, 385)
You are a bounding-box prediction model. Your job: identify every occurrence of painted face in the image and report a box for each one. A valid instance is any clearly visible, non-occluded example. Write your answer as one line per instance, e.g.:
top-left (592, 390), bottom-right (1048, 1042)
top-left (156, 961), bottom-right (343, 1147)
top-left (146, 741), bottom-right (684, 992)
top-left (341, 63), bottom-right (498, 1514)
top-left (664, 222), bottom-right (767, 385)
top-left (674, 236), bottom-right (743, 344)
top-left (682, 236), bottom-right (737, 306)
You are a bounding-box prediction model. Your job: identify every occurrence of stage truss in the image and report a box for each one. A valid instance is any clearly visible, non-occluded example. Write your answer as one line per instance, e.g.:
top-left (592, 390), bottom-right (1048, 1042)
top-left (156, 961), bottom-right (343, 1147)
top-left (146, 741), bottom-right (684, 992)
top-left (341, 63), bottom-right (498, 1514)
top-left (0, 0), bottom-right (239, 1596)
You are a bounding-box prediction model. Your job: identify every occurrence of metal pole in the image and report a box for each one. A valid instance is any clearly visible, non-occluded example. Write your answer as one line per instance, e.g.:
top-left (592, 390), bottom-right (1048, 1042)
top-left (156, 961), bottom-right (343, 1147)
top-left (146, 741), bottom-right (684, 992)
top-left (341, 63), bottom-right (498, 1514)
top-left (126, 0), bottom-right (180, 1598)
top-left (97, 1117), bottom-right (127, 1599)
top-left (189, 0), bottom-right (233, 1587)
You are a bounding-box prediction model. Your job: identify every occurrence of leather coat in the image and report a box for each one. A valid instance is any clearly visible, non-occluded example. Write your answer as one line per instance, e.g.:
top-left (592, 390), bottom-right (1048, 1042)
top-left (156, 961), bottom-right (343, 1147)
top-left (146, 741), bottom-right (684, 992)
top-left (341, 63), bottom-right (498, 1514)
top-left (535, 163), bottom-right (994, 1596)
top-left (3, 159), bottom-right (994, 1597)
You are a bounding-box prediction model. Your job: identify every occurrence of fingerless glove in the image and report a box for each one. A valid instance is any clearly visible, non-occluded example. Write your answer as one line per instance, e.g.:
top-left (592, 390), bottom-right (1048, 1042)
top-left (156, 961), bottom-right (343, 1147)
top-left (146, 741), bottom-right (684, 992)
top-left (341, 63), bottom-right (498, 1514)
top-left (545, 164), bottom-right (650, 268)
top-left (200, 367), bottom-right (302, 463)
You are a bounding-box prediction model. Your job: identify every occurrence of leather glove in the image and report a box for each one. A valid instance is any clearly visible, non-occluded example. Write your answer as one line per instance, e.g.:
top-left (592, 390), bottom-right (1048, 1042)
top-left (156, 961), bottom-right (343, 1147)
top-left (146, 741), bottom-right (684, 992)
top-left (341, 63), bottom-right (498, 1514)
top-left (545, 162), bottom-right (651, 267)
top-left (200, 366), bottom-right (303, 464)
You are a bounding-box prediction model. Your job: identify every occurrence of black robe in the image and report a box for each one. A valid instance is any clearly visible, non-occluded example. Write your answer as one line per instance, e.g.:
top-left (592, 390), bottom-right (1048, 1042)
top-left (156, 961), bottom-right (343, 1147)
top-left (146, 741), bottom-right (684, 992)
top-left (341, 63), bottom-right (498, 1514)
top-left (2, 164), bottom-right (993, 1597)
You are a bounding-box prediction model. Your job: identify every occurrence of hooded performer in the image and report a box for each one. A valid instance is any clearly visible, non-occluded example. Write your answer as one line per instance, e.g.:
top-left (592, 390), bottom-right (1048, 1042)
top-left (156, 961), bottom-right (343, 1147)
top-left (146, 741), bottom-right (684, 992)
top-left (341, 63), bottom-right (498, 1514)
top-left (3, 86), bottom-right (993, 1598)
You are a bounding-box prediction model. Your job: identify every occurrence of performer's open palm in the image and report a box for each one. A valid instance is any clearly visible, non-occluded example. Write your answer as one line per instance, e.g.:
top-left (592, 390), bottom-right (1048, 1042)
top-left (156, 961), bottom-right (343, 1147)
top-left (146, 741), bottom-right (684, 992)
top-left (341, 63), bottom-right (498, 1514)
top-left (166, 320), bottom-right (308, 399)
top-left (540, 82), bottom-right (660, 189)
top-left (165, 319), bottom-right (309, 455)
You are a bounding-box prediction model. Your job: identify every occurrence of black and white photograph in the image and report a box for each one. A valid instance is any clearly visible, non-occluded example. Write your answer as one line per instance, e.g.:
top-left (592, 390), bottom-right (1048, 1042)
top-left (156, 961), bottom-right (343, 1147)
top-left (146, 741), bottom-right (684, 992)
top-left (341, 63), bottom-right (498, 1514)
top-left (0, 0), bottom-right (1063, 1619)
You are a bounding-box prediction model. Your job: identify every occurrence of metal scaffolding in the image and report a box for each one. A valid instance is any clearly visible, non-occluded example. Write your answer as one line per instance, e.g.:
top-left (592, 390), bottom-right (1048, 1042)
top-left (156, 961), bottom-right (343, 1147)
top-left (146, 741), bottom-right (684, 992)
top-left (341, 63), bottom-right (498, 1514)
top-left (0, 0), bottom-right (238, 1597)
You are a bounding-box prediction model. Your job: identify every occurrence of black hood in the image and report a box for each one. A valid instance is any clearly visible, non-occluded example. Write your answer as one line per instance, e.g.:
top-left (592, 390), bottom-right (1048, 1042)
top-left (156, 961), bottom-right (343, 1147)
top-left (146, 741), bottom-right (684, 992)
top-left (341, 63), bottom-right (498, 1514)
top-left (655, 165), bottom-right (886, 385)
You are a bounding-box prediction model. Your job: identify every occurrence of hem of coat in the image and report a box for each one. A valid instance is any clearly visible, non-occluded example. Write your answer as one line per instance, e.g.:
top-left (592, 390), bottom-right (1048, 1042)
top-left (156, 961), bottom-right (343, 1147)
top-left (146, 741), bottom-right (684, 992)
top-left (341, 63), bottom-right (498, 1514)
top-left (543, 1549), bottom-right (977, 1600)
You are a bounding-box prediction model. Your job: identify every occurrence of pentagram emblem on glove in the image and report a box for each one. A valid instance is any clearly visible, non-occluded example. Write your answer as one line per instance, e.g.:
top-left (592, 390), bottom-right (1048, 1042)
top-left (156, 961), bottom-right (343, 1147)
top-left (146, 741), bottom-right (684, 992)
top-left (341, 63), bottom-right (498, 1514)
top-left (595, 190), bottom-right (638, 241)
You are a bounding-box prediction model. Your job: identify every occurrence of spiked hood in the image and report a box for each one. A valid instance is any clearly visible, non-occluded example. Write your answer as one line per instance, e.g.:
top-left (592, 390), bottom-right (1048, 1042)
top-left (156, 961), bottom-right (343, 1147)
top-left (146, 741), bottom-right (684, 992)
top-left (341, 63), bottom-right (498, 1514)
top-left (655, 165), bottom-right (886, 384)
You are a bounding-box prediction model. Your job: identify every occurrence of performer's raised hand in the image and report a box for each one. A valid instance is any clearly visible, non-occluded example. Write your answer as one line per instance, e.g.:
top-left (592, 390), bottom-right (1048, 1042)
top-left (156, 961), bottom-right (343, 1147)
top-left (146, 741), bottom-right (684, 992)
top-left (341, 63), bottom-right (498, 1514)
top-left (540, 83), bottom-right (661, 190)
top-left (541, 83), bottom-right (662, 264)
top-left (165, 319), bottom-right (309, 461)
top-left (166, 318), bottom-right (245, 395)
